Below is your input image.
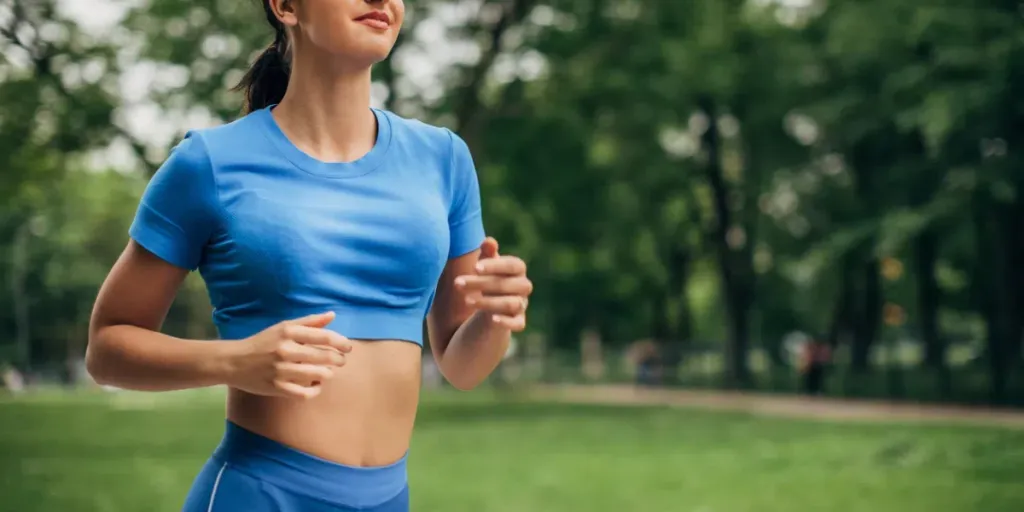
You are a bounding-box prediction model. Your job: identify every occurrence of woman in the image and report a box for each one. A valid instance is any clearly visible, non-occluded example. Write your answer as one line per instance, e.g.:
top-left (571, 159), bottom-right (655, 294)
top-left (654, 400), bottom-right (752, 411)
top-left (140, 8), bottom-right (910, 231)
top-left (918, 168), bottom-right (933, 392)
top-left (85, 1), bottom-right (533, 510)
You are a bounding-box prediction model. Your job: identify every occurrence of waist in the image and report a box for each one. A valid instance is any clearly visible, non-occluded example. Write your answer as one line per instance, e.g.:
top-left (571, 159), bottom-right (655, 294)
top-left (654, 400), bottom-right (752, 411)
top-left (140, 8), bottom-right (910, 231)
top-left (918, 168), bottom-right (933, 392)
top-left (214, 305), bottom-right (428, 345)
top-left (227, 339), bottom-right (423, 466)
top-left (213, 420), bottom-right (408, 508)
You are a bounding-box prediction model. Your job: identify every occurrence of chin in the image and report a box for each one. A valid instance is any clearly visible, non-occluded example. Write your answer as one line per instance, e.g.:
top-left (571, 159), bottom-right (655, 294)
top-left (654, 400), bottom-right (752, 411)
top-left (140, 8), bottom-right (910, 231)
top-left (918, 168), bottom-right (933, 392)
top-left (365, 42), bottom-right (396, 62)
top-left (325, 36), bottom-right (394, 66)
top-left (346, 45), bottom-right (395, 67)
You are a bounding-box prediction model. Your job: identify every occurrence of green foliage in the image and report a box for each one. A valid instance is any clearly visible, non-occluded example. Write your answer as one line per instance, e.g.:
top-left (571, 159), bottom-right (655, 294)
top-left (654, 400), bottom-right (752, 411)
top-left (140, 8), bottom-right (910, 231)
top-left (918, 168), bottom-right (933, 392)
top-left (1, 0), bottom-right (1021, 398)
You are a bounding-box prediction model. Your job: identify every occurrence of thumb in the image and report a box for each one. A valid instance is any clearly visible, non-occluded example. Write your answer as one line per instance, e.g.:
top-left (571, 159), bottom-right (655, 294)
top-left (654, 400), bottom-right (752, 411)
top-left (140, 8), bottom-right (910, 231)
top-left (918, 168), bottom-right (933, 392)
top-left (479, 236), bottom-right (499, 260)
top-left (287, 311), bottom-right (336, 328)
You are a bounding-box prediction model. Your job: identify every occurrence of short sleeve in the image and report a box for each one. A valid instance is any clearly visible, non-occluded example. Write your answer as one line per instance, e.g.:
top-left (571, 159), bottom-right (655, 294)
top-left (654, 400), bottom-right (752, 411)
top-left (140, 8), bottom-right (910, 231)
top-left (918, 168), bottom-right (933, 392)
top-left (128, 132), bottom-right (218, 270)
top-left (446, 130), bottom-right (486, 259)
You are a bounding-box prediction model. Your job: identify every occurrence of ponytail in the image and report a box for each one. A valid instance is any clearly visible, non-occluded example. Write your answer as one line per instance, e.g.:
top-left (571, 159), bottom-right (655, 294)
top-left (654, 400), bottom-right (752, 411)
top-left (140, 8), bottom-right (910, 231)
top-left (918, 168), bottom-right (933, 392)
top-left (235, 1), bottom-right (291, 114)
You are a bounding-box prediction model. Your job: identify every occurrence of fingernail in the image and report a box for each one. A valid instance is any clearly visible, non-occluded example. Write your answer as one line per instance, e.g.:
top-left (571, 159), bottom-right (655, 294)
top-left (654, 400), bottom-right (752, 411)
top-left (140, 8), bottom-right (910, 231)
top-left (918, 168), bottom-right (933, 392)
top-left (492, 315), bottom-right (502, 323)
top-left (475, 263), bottom-right (485, 272)
top-left (455, 277), bottom-right (466, 287)
top-left (466, 297), bottom-right (476, 305)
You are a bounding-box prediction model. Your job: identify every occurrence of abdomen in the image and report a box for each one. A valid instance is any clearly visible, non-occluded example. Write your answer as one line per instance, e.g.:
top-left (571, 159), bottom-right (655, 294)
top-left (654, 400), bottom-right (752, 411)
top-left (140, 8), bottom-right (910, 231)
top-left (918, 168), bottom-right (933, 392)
top-left (227, 339), bottom-right (423, 467)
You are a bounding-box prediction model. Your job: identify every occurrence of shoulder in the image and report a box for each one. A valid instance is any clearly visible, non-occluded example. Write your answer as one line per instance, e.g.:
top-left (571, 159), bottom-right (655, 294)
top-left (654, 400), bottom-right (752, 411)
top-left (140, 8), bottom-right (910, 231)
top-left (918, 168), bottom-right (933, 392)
top-left (376, 109), bottom-right (462, 162)
top-left (152, 114), bottom-right (261, 191)
top-left (151, 129), bottom-right (213, 189)
top-left (181, 111), bottom-right (265, 164)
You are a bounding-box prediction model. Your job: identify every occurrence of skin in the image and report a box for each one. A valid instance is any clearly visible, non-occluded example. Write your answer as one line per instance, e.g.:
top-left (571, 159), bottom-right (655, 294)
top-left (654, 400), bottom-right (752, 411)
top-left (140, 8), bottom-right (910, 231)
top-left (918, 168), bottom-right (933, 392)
top-left (86, 0), bottom-right (533, 468)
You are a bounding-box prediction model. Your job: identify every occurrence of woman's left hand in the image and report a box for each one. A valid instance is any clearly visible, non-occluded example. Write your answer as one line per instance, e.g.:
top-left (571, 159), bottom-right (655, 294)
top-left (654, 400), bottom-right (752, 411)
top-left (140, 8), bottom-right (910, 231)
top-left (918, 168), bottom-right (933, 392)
top-left (454, 237), bottom-right (533, 332)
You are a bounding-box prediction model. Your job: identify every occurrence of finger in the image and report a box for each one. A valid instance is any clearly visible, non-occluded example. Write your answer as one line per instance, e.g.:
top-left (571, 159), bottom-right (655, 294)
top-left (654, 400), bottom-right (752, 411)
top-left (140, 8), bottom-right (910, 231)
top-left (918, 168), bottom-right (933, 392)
top-left (273, 380), bottom-right (322, 400)
top-left (278, 342), bottom-right (347, 366)
top-left (469, 296), bottom-right (527, 316)
top-left (284, 311), bottom-right (336, 328)
top-left (283, 325), bottom-right (353, 353)
top-left (455, 276), bottom-right (532, 296)
top-left (475, 256), bottom-right (526, 276)
top-left (274, 362), bottom-right (334, 387)
top-left (490, 314), bottom-right (526, 332)
top-left (479, 237), bottom-right (499, 259)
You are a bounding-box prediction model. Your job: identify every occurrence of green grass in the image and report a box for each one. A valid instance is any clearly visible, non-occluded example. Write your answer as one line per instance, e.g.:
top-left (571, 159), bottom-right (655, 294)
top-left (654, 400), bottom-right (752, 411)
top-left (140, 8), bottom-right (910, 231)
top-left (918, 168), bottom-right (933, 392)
top-left (2, 389), bottom-right (1024, 512)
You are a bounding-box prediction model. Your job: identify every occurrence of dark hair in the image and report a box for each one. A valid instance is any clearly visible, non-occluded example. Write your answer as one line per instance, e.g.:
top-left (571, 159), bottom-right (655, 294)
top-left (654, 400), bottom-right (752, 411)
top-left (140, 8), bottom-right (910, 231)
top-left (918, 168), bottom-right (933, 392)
top-left (235, 1), bottom-right (291, 114)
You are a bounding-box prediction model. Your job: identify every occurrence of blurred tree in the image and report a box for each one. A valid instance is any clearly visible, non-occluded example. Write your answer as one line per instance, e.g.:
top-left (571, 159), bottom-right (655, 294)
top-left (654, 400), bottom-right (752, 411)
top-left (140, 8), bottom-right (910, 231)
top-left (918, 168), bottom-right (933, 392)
top-left (0, 0), bottom-right (126, 368)
top-left (1, 0), bottom-right (1020, 402)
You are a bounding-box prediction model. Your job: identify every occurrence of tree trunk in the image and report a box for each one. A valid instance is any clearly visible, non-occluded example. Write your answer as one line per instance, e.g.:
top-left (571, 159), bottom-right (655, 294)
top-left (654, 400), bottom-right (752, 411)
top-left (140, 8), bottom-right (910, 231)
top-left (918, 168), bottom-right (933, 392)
top-left (850, 257), bottom-right (881, 372)
top-left (827, 256), bottom-right (855, 349)
top-left (914, 227), bottom-right (950, 395)
top-left (651, 290), bottom-right (670, 343)
top-left (973, 196), bottom-right (1014, 404)
top-left (1011, 196), bottom-right (1024, 364)
top-left (9, 222), bottom-right (31, 370)
top-left (660, 244), bottom-right (691, 385)
top-left (668, 244), bottom-right (693, 344)
top-left (698, 95), bottom-right (750, 388)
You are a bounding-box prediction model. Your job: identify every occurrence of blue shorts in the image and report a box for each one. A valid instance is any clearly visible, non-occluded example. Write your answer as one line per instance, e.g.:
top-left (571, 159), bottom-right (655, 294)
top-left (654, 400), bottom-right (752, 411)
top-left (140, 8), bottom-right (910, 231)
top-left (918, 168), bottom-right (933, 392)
top-left (182, 421), bottom-right (409, 512)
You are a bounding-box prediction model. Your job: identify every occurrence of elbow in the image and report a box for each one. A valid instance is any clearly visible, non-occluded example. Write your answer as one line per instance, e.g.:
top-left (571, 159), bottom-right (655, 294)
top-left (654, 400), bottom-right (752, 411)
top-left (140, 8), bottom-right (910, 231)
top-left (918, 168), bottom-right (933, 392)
top-left (436, 359), bottom-right (483, 391)
top-left (444, 371), bottom-right (485, 391)
top-left (84, 331), bottom-right (114, 386)
top-left (447, 378), bottom-right (479, 392)
top-left (84, 346), bottom-right (108, 386)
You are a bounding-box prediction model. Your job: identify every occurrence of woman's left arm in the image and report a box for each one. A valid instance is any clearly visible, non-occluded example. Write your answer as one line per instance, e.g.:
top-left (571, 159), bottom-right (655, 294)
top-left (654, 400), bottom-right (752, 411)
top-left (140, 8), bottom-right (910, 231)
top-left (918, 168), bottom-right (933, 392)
top-left (426, 236), bottom-right (532, 390)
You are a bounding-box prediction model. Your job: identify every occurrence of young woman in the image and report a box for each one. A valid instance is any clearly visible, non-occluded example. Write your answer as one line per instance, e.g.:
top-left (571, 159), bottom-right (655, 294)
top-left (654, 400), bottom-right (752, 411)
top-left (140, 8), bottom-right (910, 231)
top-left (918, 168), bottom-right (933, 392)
top-left (85, 1), bottom-right (533, 510)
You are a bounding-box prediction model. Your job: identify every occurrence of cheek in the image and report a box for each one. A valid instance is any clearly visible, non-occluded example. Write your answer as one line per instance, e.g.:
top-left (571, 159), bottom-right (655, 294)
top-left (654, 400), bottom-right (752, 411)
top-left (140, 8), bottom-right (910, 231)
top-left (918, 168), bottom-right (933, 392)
top-left (301, 3), bottom-right (401, 60)
top-left (394, 0), bottom-right (406, 24)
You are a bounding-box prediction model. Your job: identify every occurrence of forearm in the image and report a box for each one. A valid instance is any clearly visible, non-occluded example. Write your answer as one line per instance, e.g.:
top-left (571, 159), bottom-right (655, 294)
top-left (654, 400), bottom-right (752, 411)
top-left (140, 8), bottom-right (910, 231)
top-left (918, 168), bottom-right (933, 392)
top-left (437, 311), bottom-right (510, 391)
top-left (86, 324), bottom-right (237, 392)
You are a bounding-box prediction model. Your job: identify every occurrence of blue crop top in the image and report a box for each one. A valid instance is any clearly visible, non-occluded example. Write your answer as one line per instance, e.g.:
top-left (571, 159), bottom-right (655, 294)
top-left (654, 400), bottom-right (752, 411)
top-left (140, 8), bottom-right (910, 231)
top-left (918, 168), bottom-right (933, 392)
top-left (128, 106), bottom-right (486, 346)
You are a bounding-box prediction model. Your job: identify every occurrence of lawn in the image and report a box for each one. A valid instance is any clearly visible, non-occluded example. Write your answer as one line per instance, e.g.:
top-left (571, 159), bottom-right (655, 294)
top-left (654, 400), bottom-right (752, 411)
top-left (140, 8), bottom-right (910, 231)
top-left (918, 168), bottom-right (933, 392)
top-left (1, 388), bottom-right (1023, 512)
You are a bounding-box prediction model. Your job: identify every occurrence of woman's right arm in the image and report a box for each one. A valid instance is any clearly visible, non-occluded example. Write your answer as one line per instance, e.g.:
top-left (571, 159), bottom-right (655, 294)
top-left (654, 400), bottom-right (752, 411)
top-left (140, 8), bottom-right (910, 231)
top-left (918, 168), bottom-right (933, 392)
top-left (84, 132), bottom-right (235, 392)
top-left (86, 241), bottom-right (352, 396)
top-left (86, 240), bottom-right (233, 391)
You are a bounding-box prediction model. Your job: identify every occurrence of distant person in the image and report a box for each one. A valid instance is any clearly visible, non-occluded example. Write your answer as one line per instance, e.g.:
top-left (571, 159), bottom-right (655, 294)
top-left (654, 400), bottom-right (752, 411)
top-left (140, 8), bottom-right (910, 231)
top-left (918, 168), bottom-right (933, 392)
top-left (636, 352), bottom-right (662, 386)
top-left (1, 363), bottom-right (25, 394)
top-left (85, 1), bottom-right (533, 511)
top-left (629, 340), bottom-right (662, 386)
top-left (800, 337), bottom-right (831, 396)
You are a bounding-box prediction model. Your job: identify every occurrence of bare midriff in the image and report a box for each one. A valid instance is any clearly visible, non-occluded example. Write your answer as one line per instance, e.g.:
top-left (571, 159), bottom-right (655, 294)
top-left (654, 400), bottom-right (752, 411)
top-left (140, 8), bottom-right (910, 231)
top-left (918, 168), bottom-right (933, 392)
top-left (227, 339), bottom-right (423, 467)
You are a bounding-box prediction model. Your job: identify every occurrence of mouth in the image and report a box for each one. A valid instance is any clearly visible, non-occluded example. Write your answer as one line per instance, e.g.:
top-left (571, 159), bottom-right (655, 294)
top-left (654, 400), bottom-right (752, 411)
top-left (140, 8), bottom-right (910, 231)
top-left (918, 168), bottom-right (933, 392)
top-left (354, 11), bottom-right (391, 30)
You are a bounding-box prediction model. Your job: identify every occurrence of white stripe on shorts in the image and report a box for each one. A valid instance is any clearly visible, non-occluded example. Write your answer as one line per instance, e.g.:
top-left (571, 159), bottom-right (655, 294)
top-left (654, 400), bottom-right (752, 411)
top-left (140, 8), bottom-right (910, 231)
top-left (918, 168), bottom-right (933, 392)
top-left (206, 462), bottom-right (228, 512)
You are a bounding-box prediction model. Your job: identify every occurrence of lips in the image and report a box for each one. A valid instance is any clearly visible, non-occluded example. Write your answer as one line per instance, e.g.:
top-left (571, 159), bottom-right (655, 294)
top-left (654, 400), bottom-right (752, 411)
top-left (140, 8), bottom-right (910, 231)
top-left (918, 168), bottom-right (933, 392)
top-left (355, 11), bottom-right (391, 30)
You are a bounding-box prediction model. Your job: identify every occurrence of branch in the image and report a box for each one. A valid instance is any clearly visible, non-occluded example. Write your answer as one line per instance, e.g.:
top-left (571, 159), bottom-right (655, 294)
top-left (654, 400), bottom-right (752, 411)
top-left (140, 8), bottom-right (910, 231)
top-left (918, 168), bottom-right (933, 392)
top-left (117, 125), bottom-right (159, 175)
top-left (1, 1), bottom-right (158, 174)
top-left (1, 1), bottom-right (35, 59)
top-left (453, 0), bottom-right (535, 136)
top-left (48, 74), bottom-right (159, 174)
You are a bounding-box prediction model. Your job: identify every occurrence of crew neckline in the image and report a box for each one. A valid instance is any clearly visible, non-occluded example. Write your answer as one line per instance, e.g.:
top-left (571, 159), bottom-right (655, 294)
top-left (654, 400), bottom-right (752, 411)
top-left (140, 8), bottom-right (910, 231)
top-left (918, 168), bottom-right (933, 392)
top-left (256, 105), bottom-right (392, 178)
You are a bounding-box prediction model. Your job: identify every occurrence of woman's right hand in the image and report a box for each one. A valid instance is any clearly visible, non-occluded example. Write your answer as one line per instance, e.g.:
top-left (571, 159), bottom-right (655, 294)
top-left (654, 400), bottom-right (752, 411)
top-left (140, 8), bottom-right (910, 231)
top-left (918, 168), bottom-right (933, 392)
top-left (223, 311), bottom-right (351, 399)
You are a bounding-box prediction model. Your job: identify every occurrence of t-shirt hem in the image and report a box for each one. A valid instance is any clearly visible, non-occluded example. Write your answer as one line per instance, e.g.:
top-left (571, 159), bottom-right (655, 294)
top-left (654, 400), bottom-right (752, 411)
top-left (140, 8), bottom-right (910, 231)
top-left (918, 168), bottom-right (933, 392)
top-left (215, 306), bottom-right (427, 346)
top-left (128, 220), bottom-right (197, 271)
top-left (448, 213), bottom-right (485, 259)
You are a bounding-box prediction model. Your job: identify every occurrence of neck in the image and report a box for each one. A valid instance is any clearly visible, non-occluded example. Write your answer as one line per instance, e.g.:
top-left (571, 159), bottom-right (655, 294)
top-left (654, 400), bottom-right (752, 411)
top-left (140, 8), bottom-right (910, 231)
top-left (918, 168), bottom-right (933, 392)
top-left (272, 53), bottom-right (376, 163)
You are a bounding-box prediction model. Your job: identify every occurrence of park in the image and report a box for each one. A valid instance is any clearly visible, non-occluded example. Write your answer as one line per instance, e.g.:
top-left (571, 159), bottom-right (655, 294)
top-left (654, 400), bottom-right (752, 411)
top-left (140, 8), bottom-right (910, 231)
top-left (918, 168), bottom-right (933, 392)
top-left (2, 0), bottom-right (1023, 510)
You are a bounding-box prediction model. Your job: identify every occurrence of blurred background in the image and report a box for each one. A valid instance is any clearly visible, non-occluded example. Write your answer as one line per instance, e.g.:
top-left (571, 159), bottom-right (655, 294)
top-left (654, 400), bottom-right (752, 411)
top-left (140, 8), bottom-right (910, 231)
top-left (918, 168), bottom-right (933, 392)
top-left (2, 0), bottom-right (1024, 510)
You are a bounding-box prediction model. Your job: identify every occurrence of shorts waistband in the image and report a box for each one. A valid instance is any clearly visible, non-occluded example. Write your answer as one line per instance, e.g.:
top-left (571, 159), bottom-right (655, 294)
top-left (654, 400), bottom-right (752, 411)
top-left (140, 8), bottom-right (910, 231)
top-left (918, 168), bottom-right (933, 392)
top-left (212, 421), bottom-right (408, 508)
